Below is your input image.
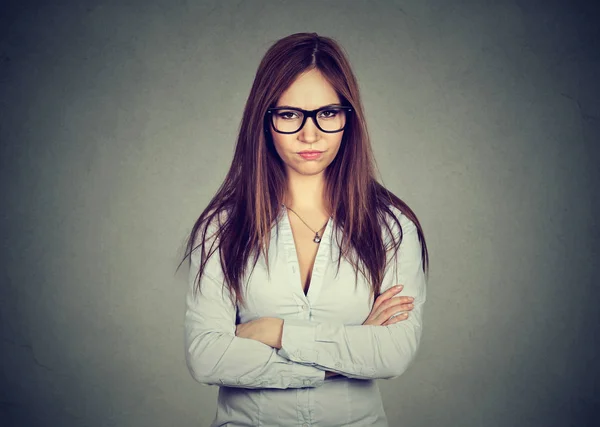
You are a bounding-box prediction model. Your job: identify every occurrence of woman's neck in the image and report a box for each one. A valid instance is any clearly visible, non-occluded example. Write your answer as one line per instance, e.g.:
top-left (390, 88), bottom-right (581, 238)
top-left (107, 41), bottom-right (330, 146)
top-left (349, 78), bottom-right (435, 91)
top-left (284, 172), bottom-right (329, 215)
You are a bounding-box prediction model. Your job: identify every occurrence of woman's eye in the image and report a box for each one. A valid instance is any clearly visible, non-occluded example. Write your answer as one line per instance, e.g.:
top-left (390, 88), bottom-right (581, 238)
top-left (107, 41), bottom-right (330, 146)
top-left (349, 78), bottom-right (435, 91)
top-left (319, 109), bottom-right (338, 119)
top-left (278, 111), bottom-right (300, 120)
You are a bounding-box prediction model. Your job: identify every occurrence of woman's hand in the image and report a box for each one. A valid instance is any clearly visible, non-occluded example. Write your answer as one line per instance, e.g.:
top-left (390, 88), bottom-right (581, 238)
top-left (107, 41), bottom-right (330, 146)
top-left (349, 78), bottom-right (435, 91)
top-left (235, 317), bottom-right (283, 349)
top-left (362, 284), bottom-right (414, 326)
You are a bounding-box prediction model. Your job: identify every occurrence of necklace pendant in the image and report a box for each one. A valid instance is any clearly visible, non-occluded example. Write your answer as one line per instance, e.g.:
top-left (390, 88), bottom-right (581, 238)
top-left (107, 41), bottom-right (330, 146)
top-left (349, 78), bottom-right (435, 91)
top-left (313, 233), bottom-right (321, 243)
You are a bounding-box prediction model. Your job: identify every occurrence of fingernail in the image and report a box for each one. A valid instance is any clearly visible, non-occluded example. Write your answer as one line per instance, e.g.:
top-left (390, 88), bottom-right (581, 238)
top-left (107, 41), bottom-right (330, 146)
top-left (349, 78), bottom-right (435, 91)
top-left (396, 285), bottom-right (403, 289)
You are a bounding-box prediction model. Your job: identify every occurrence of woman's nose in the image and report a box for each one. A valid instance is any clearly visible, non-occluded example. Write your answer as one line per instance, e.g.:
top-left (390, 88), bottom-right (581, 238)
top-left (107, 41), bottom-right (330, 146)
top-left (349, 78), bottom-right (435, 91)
top-left (300, 116), bottom-right (320, 140)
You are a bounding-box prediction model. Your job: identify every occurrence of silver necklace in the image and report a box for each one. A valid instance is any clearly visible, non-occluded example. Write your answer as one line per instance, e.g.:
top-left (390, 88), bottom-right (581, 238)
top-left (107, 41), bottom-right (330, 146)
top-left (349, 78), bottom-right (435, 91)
top-left (282, 203), bottom-right (332, 244)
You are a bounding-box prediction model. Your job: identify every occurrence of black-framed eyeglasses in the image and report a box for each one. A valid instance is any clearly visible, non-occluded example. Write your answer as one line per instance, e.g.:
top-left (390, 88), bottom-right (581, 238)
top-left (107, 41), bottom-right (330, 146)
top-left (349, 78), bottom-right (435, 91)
top-left (265, 105), bottom-right (353, 134)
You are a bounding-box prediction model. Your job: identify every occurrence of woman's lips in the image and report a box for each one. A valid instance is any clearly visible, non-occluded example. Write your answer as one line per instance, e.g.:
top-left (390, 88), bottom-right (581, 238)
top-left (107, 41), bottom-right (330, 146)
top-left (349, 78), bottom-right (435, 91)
top-left (298, 152), bottom-right (323, 160)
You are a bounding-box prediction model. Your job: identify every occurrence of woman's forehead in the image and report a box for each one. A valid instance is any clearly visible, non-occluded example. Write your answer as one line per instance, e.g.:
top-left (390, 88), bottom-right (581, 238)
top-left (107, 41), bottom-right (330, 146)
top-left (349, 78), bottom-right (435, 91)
top-left (276, 69), bottom-right (340, 109)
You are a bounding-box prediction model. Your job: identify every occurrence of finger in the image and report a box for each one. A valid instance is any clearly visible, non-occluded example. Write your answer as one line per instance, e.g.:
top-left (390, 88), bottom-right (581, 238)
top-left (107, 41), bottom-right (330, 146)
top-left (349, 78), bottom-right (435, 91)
top-left (380, 295), bottom-right (414, 310)
top-left (391, 299), bottom-right (415, 311)
top-left (382, 312), bottom-right (408, 325)
top-left (373, 284), bottom-right (404, 312)
top-left (374, 301), bottom-right (410, 325)
top-left (375, 297), bottom-right (413, 319)
top-left (383, 302), bottom-right (414, 319)
top-left (374, 300), bottom-right (414, 325)
top-left (372, 296), bottom-right (413, 323)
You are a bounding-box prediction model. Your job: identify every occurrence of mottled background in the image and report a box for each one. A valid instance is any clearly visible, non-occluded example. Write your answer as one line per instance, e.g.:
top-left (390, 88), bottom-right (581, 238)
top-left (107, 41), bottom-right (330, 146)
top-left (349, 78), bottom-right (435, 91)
top-left (1, 0), bottom-right (598, 426)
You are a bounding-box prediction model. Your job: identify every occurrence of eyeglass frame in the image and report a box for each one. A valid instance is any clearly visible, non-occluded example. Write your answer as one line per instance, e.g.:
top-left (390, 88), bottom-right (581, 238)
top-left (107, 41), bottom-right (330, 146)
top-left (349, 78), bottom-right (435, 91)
top-left (265, 104), bottom-right (353, 134)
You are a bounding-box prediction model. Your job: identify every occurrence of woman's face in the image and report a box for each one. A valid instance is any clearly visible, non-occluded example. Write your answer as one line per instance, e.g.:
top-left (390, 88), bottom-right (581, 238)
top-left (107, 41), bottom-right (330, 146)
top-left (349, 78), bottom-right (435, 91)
top-left (269, 68), bottom-right (345, 178)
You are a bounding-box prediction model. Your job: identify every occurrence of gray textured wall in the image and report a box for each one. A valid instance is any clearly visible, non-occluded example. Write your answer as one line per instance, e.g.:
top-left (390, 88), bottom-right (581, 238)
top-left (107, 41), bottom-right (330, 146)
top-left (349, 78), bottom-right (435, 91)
top-left (1, 1), bottom-right (598, 426)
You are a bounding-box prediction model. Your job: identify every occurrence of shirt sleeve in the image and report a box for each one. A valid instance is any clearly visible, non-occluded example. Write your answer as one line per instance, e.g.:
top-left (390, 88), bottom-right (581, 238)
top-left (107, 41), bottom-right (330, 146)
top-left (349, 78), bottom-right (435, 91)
top-left (184, 224), bottom-right (326, 390)
top-left (275, 210), bottom-right (427, 380)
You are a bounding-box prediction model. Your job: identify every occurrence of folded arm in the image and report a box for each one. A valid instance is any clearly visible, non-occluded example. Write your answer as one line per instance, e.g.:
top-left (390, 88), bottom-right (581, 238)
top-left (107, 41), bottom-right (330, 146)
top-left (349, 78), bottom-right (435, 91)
top-left (184, 233), bottom-right (326, 389)
top-left (276, 213), bottom-right (427, 380)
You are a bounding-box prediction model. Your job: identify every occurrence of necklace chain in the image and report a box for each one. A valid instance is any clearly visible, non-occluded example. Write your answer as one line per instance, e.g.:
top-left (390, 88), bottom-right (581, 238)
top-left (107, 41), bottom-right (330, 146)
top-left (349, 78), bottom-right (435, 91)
top-left (282, 203), bottom-right (331, 244)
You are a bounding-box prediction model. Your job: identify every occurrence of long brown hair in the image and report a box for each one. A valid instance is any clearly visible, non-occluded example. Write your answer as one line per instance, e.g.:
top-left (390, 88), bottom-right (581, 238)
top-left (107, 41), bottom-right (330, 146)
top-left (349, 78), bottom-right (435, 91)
top-left (177, 32), bottom-right (429, 308)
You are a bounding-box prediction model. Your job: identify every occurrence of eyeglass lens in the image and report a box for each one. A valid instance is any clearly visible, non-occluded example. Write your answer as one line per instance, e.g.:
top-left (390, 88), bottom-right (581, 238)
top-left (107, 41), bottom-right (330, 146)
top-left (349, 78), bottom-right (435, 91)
top-left (272, 108), bottom-right (347, 132)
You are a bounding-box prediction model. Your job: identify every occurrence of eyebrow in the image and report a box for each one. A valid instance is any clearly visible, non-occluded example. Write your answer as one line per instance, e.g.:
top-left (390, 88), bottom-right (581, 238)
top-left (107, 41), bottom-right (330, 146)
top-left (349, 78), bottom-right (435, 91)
top-left (274, 103), bottom-right (342, 110)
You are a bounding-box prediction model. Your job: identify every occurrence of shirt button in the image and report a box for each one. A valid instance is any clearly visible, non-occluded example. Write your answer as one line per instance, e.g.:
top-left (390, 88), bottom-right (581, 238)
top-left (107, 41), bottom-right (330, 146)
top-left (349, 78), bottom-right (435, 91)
top-left (303, 379), bottom-right (310, 385)
top-left (301, 304), bottom-right (307, 310)
top-left (335, 362), bottom-right (342, 368)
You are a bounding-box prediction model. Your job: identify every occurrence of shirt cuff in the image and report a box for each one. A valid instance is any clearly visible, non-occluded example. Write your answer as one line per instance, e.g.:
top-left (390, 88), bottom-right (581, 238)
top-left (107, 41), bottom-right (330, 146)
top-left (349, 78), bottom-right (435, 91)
top-left (277, 318), bottom-right (319, 364)
top-left (286, 362), bottom-right (326, 388)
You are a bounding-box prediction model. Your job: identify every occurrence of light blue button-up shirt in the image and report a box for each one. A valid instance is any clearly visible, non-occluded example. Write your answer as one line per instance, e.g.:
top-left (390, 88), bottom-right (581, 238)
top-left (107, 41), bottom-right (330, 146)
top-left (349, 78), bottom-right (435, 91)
top-left (184, 204), bottom-right (427, 426)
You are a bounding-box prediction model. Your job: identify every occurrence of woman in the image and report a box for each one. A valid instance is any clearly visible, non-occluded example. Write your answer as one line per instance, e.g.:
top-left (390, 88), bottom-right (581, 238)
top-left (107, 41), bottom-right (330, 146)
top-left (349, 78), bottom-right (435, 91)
top-left (181, 32), bottom-right (429, 427)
